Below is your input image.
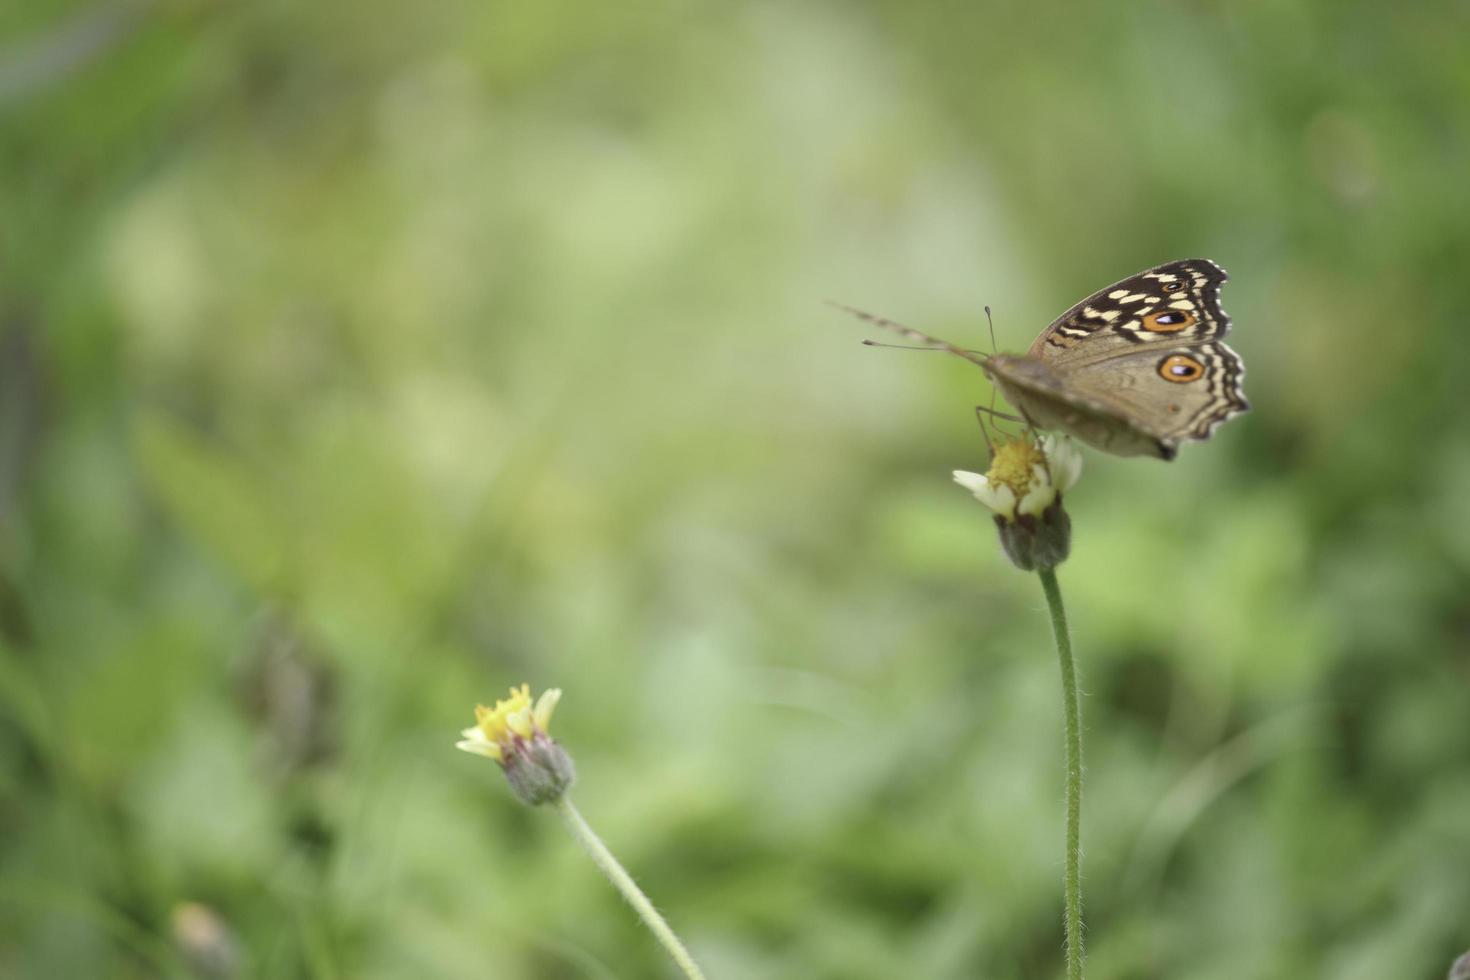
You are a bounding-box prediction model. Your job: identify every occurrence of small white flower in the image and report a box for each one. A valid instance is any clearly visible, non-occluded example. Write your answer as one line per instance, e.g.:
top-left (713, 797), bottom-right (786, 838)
top-left (953, 433), bottom-right (1082, 571)
top-left (953, 434), bottom-right (1082, 522)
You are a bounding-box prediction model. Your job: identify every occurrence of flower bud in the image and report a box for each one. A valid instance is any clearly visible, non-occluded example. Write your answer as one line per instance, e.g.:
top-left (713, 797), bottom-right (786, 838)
top-left (994, 498), bottom-right (1072, 572)
top-left (457, 684), bottom-right (575, 805)
top-left (503, 732), bottom-right (577, 805)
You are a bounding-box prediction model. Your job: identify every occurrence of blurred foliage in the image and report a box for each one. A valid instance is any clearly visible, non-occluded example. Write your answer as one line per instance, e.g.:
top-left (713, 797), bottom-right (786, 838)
top-left (3, 0), bottom-right (1469, 978)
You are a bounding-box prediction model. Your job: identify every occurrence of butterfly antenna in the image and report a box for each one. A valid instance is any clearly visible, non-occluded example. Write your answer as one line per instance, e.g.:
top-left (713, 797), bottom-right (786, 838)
top-left (829, 301), bottom-right (989, 368)
top-left (861, 340), bottom-right (990, 354)
top-left (983, 304), bottom-right (1001, 426)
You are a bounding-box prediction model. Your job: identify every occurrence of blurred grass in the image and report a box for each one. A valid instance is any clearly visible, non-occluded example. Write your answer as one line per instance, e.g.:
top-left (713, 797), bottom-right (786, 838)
top-left (3, 0), bottom-right (1469, 978)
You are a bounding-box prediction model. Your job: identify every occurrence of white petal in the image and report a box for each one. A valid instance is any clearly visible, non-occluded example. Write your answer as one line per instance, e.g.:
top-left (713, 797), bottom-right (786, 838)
top-left (982, 482), bottom-right (1018, 519)
top-left (533, 688), bottom-right (562, 731)
top-left (1042, 435), bottom-right (1084, 493)
top-left (954, 470), bottom-right (1017, 518)
top-left (455, 738), bottom-right (503, 761)
top-left (1017, 482), bottom-right (1058, 518)
top-left (952, 470), bottom-right (989, 494)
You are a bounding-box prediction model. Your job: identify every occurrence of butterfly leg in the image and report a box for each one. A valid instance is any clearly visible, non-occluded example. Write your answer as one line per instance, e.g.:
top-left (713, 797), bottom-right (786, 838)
top-left (1017, 408), bottom-right (1047, 445)
top-left (973, 405), bottom-right (995, 457)
top-left (973, 404), bottom-right (1026, 458)
top-left (974, 405), bottom-right (1025, 424)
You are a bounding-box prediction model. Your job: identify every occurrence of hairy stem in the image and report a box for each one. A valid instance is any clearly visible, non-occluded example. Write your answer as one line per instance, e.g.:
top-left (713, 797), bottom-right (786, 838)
top-left (554, 796), bottom-right (709, 980)
top-left (1039, 565), bottom-right (1083, 980)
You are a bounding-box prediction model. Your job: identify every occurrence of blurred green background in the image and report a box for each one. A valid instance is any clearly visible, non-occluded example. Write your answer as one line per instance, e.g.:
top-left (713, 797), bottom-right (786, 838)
top-left (3, 1), bottom-right (1469, 977)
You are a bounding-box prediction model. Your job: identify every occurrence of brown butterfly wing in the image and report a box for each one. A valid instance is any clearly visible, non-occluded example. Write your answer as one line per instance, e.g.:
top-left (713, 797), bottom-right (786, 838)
top-left (984, 353), bottom-right (1175, 457)
top-left (1028, 258), bottom-right (1232, 365)
top-left (987, 259), bottom-right (1247, 459)
top-left (1049, 342), bottom-right (1247, 443)
top-left (987, 341), bottom-right (1248, 460)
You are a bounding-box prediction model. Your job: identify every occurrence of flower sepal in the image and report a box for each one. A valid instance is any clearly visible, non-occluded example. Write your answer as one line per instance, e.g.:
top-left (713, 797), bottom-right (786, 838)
top-left (504, 736), bottom-right (576, 806)
top-left (994, 497), bottom-right (1071, 572)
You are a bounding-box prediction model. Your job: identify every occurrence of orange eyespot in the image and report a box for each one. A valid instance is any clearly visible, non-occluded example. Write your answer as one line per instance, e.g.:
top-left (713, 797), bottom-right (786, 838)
top-left (1159, 354), bottom-right (1204, 383)
top-left (1143, 309), bottom-right (1196, 332)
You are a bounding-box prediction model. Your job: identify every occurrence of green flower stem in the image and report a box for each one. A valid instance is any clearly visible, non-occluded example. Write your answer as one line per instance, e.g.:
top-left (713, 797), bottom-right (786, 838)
top-left (1039, 566), bottom-right (1084, 980)
top-left (554, 796), bottom-right (709, 980)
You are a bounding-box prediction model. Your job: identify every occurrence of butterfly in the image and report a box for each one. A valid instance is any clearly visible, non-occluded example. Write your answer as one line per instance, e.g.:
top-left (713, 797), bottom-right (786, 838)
top-left (841, 259), bottom-right (1249, 460)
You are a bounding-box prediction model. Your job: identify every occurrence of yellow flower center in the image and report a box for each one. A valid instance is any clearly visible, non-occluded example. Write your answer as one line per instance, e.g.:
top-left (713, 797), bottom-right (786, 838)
top-left (458, 684), bottom-right (563, 764)
top-left (475, 684), bottom-right (536, 743)
top-left (986, 436), bottom-right (1048, 498)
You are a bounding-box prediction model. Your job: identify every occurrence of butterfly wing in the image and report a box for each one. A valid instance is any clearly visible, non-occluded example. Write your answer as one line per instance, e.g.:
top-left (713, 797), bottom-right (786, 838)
top-left (987, 259), bottom-right (1247, 459)
top-left (838, 259), bottom-right (1248, 460)
top-left (987, 340), bottom-right (1248, 459)
top-left (1028, 258), bottom-right (1232, 365)
top-left (983, 353), bottom-right (1174, 457)
top-left (1057, 341), bottom-right (1247, 443)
